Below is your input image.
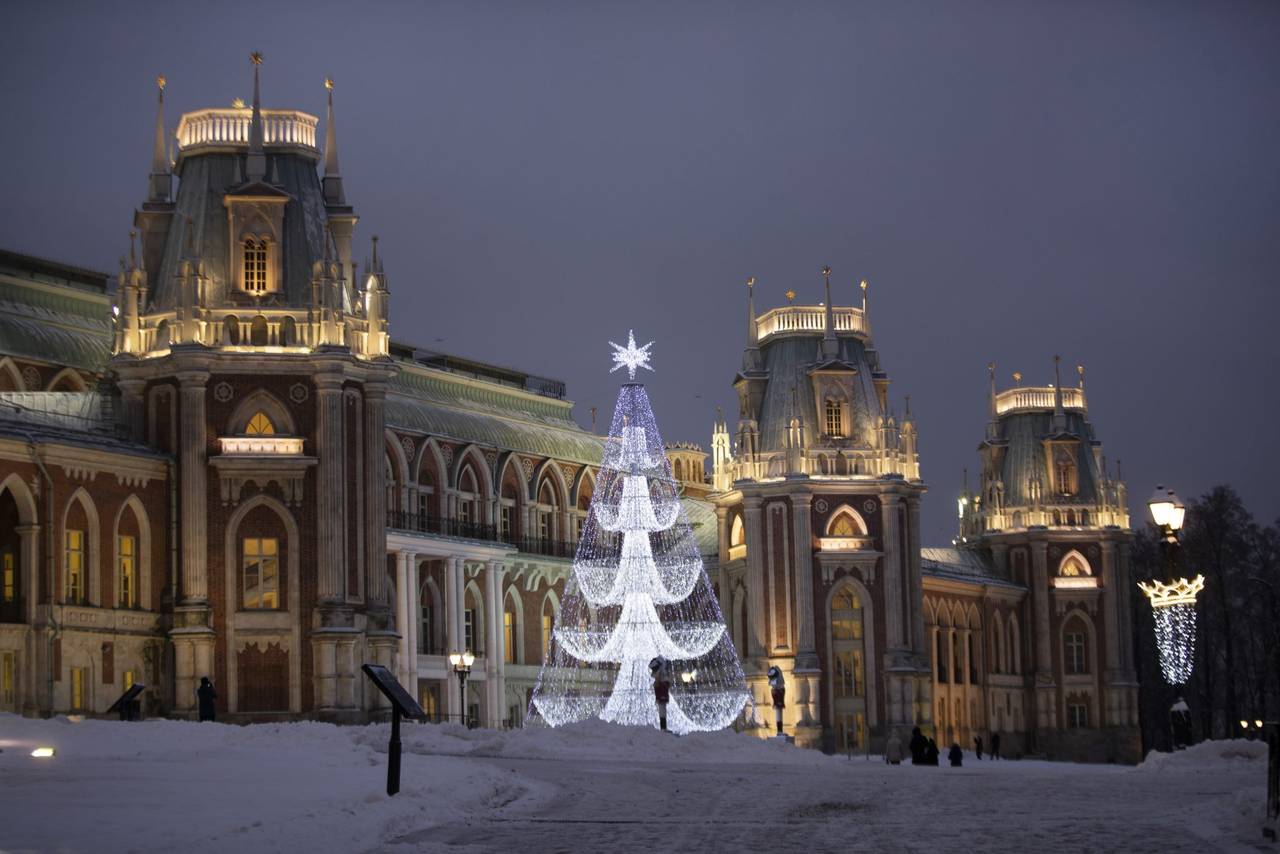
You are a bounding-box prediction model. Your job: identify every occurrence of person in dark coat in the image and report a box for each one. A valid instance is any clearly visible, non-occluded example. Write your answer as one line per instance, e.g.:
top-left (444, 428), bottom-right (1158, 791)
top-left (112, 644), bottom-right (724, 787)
top-left (974, 735), bottom-right (984, 760)
top-left (990, 732), bottom-right (1001, 760)
top-left (926, 738), bottom-right (940, 766)
top-left (909, 726), bottom-right (928, 765)
top-left (948, 743), bottom-right (963, 767)
top-left (197, 676), bottom-right (217, 722)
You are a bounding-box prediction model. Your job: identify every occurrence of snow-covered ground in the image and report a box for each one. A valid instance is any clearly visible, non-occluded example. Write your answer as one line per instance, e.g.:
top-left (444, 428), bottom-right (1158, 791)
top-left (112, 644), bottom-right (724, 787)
top-left (0, 714), bottom-right (1272, 853)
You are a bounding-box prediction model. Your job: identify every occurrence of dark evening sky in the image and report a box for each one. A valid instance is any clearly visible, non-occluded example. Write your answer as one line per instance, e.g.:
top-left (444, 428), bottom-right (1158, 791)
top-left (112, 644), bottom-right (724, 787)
top-left (2, 1), bottom-right (1277, 545)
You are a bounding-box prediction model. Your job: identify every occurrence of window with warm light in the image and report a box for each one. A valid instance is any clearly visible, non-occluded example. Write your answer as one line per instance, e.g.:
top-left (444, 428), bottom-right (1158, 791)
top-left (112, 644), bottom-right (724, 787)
top-left (542, 612), bottom-right (553, 662)
top-left (65, 529), bottom-right (84, 603)
top-left (1065, 630), bottom-right (1087, 674)
top-left (70, 666), bottom-right (86, 711)
top-left (829, 512), bottom-right (858, 538)
top-left (243, 238), bottom-right (268, 293)
top-left (245, 412), bottom-right (275, 435)
top-left (503, 610), bottom-right (516, 663)
top-left (123, 669), bottom-right (136, 691)
top-left (1054, 451), bottom-right (1078, 496)
top-left (1, 651), bottom-right (14, 707)
top-left (825, 400), bottom-right (843, 437)
top-left (242, 537), bottom-right (279, 609)
top-left (117, 535), bottom-right (136, 608)
top-left (2, 549), bottom-right (14, 602)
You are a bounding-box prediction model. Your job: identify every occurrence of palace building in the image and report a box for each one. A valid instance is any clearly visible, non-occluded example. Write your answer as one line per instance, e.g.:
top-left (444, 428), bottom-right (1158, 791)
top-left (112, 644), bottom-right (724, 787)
top-left (0, 59), bottom-right (1140, 762)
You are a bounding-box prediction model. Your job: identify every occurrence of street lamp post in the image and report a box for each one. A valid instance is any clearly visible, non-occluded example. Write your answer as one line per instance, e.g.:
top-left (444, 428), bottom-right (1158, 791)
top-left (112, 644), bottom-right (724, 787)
top-left (1138, 486), bottom-right (1205, 687)
top-left (448, 650), bottom-right (474, 726)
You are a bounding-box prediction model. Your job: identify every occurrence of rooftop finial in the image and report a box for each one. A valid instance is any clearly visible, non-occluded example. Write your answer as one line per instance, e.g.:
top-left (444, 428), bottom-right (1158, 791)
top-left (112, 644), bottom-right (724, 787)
top-left (820, 265), bottom-right (838, 358)
top-left (860, 279), bottom-right (868, 315)
top-left (128, 230), bottom-right (138, 267)
top-left (148, 74), bottom-right (171, 201)
top-left (246, 51), bottom-right (266, 182)
top-left (986, 362), bottom-right (998, 438)
top-left (742, 276), bottom-right (762, 372)
top-left (322, 77), bottom-right (346, 206)
top-left (1013, 370), bottom-right (1022, 386)
top-left (371, 235), bottom-right (379, 270)
top-left (1077, 363), bottom-right (1086, 389)
top-left (1051, 354), bottom-right (1066, 431)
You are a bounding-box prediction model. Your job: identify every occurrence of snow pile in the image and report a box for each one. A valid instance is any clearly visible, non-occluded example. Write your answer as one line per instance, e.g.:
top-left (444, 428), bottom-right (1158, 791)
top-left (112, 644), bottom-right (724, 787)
top-left (1137, 738), bottom-right (1269, 773)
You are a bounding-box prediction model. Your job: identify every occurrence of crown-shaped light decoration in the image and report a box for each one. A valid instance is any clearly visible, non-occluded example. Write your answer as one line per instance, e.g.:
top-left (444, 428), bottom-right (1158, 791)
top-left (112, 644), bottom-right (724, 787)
top-left (1137, 574), bottom-right (1205, 608)
top-left (1138, 574), bottom-right (1204, 685)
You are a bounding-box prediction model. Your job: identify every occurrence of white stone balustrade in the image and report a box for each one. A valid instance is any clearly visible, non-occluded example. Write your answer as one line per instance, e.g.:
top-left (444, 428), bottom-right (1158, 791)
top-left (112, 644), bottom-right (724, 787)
top-left (755, 305), bottom-right (866, 342)
top-left (176, 109), bottom-right (319, 153)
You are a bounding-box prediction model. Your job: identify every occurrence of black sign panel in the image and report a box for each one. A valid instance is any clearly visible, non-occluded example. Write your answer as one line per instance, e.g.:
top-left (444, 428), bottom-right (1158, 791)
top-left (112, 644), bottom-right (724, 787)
top-left (361, 664), bottom-right (426, 720)
top-left (106, 683), bottom-right (146, 714)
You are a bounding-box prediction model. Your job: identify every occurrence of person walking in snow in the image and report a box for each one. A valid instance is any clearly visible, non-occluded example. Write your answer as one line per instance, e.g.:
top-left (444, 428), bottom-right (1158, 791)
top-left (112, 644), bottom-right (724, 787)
top-left (885, 732), bottom-right (904, 765)
top-left (948, 743), bottom-right (963, 767)
top-left (974, 734), bottom-right (984, 760)
top-left (649, 657), bottom-right (671, 732)
top-left (197, 676), bottom-right (217, 722)
top-left (990, 731), bottom-right (1001, 760)
top-left (909, 726), bottom-right (928, 765)
top-left (926, 738), bottom-right (940, 766)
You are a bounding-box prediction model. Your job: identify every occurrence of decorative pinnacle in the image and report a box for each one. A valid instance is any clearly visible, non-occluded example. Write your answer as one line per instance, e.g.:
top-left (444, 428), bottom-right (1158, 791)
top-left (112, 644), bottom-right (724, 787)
top-left (231, 98), bottom-right (246, 109)
top-left (608, 330), bottom-right (655, 381)
top-left (1013, 370), bottom-right (1023, 385)
top-left (987, 361), bottom-right (995, 378)
top-left (860, 279), bottom-right (867, 291)
top-left (785, 289), bottom-right (796, 303)
top-left (821, 265), bottom-right (832, 280)
top-left (746, 276), bottom-right (755, 289)
top-left (156, 74), bottom-right (166, 91)
top-left (250, 51), bottom-right (263, 66)
top-left (324, 77), bottom-right (334, 91)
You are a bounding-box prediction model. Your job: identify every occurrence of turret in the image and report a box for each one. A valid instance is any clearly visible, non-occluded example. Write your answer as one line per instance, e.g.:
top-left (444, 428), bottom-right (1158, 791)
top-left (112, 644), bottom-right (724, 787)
top-left (711, 407), bottom-right (732, 491)
top-left (361, 235), bottom-right (390, 358)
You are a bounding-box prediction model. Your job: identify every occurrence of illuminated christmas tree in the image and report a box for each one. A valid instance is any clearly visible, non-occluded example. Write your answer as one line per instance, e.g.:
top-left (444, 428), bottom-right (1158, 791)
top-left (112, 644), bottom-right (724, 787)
top-left (529, 332), bottom-right (750, 733)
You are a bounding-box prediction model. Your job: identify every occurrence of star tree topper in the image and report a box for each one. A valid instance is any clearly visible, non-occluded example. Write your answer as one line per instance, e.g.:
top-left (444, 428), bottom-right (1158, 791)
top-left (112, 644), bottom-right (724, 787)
top-left (608, 330), bottom-right (655, 380)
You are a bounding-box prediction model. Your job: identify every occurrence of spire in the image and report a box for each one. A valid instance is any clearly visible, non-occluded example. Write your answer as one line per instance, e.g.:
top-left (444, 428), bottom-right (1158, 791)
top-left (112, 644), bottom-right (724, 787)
top-left (148, 75), bottom-right (172, 202)
top-left (986, 361), bottom-right (998, 439)
top-left (741, 276), bottom-right (762, 372)
top-left (246, 52), bottom-right (267, 183)
top-left (1051, 354), bottom-right (1067, 432)
top-left (821, 265), bottom-right (838, 359)
top-left (322, 78), bottom-right (347, 206)
top-left (860, 279), bottom-right (868, 325)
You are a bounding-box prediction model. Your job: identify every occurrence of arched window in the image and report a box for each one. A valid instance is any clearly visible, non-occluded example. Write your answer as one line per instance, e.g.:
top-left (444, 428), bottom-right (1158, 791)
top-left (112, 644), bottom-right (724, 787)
top-left (541, 594), bottom-right (557, 663)
top-left (223, 315), bottom-right (240, 346)
top-left (829, 585), bottom-right (866, 752)
top-left (504, 602), bottom-right (518, 664)
top-left (458, 467), bottom-right (479, 528)
top-left (1064, 618), bottom-right (1089, 675)
top-left (154, 320), bottom-right (170, 348)
top-left (244, 238), bottom-right (268, 293)
top-left (280, 316), bottom-right (296, 346)
top-left (250, 315), bottom-right (269, 346)
top-left (825, 507), bottom-right (867, 538)
top-left (729, 515), bottom-right (745, 548)
top-left (674, 459), bottom-right (684, 481)
top-left (0, 489), bottom-right (22, 617)
top-left (245, 412), bottom-right (275, 435)
top-left (1058, 552), bottom-right (1091, 577)
top-left (825, 399), bottom-right (843, 438)
top-left (1054, 450), bottom-right (1078, 496)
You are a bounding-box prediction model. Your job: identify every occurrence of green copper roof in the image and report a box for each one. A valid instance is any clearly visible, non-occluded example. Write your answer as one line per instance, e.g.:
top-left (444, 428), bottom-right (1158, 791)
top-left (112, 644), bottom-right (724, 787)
top-left (0, 277), bottom-right (112, 372)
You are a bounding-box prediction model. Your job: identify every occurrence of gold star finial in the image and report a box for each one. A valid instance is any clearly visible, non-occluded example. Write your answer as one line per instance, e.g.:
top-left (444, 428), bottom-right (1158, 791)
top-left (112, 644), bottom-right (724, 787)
top-left (821, 265), bottom-right (832, 279)
top-left (156, 74), bottom-right (166, 91)
top-left (324, 77), bottom-right (334, 91)
top-left (231, 98), bottom-right (246, 109)
top-left (860, 279), bottom-right (867, 291)
top-left (746, 276), bottom-right (755, 289)
top-left (1013, 371), bottom-right (1023, 386)
top-left (785, 289), bottom-right (797, 303)
top-left (250, 51), bottom-right (263, 66)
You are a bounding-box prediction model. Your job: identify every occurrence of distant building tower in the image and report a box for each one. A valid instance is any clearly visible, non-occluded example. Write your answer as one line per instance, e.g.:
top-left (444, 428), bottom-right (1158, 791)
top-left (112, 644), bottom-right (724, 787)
top-left (953, 358), bottom-right (1139, 761)
top-left (664, 442), bottom-right (711, 498)
top-left (711, 270), bottom-right (928, 751)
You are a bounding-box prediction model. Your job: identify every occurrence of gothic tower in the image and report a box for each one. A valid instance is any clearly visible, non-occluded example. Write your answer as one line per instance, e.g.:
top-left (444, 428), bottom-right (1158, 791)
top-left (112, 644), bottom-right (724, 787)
top-left (711, 270), bottom-right (929, 751)
top-left (958, 359), bottom-right (1140, 761)
top-left (112, 56), bottom-right (396, 721)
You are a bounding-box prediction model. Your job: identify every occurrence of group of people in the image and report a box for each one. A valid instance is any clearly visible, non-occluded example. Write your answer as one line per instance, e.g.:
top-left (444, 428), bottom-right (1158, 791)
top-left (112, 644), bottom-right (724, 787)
top-left (883, 728), bottom-right (1002, 767)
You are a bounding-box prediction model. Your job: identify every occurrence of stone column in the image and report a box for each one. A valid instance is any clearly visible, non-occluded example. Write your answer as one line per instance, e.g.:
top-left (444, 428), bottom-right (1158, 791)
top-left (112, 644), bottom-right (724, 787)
top-left (364, 382), bottom-right (390, 612)
top-left (484, 561), bottom-right (508, 727)
top-left (395, 551), bottom-right (412, 687)
top-left (314, 372), bottom-right (346, 603)
top-left (715, 506), bottom-right (730, 563)
top-left (443, 556), bottom-right (464, 720)
top-left (881, 494), bottom-right (903, 650)
top-left (484, 559), bottom-right (500, 726)
top-left (791, 494), bottom-right (817, 667)
top-left (741, 496), bottom-right (766, 659)
top-left (906, 496), bottom-right (925, 656)
top-left (1030, 540), bottom-right (1056, 731)
top-left (117, 377), bottom-right (147, 443)
top-left (171, 368), bottom-right (214, 717)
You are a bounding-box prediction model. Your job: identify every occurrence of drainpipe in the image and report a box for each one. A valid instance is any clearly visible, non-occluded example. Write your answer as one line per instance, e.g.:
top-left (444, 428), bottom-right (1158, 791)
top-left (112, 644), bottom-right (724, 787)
top-left (25, 436), bottom-right (57, 716)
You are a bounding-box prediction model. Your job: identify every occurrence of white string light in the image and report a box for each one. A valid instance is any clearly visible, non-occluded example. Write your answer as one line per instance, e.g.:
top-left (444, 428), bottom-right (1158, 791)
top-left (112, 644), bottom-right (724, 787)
top-left (1140, 574), bottom-right (1203, 686)
top-left (530, 350), bottom-right (750, 734)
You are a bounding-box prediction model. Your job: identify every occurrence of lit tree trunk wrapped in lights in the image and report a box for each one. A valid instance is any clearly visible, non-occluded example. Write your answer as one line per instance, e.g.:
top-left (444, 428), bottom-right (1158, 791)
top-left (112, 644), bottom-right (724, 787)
top-left (530, 332), bottom-right (751, 733)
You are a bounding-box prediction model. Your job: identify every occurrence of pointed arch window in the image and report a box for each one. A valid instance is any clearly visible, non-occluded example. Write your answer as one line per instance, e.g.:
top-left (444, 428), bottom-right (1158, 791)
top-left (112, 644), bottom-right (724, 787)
top-left (829, 512), bottom-right (857, 537)
top-left (243, 238), bottom-right (269, 293)
top-left (245, 412), bottom-right (275, 435)
top-left (825, 399), bottom-right (844, 438)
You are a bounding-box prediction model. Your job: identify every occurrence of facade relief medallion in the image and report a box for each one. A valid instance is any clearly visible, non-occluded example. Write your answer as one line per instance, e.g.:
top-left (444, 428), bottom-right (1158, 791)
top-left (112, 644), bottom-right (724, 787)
top-left (814, 498), bottom-right (829, 514)
top-left (862, 499), bottom-right (877, 514)
top-left (288, 382), bottom-right (309, 403)
top-left (213, 381), bottom-right (234, 403)
top-left (401, 435), bottom-right (415, 460)
top-left (21, 366), bottom-right (40, 390)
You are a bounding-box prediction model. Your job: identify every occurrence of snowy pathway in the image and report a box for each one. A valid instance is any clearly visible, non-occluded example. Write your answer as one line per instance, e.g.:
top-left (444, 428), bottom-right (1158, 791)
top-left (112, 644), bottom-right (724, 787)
top-left (1, 715), bottom-right (1270, 853)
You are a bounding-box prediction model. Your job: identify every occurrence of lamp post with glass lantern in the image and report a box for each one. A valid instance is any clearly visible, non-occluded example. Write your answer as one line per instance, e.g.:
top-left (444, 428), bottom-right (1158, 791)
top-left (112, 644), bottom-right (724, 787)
top-left (448, 650), bottom-right (474, 726)
top-left (1138, 486), bottom-right (1205, 687)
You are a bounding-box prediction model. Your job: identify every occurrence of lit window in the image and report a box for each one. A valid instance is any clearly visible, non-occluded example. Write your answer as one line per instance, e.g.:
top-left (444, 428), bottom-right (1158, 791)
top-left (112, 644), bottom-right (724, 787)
top-left (123, 669), bottom-right (136, 691)
top-left (118, 535), bottom-right (136, 608)
top-left (1068, 702), bottom-right (1089, 729)
top-left (243, 238), bottom-right (268, 293)
top-left (503, 610), bottom-right (516, 664)
top-left (825, 400), bottom-right (843, 437)
top-left (1, 652), bottom-right (14, 706)
top-left (65, 529), bottom-right (84, 603)
top-left (243, 537), bottom-right (279, 609)
top-left (542, 612), bottom-right (553, 662)
top-left (70, 666), bottom-right (86, 711)
top-left (2, 550), bottom-right (14, 602)
top-left (829, 512), bottom-right (858, 538)
top-left (1054, 450), bottom-right (1078, 496)
top-left (245, 412), bottom-right (275, 435)
top-left (1065, 631), bottom-right (1087, 674)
